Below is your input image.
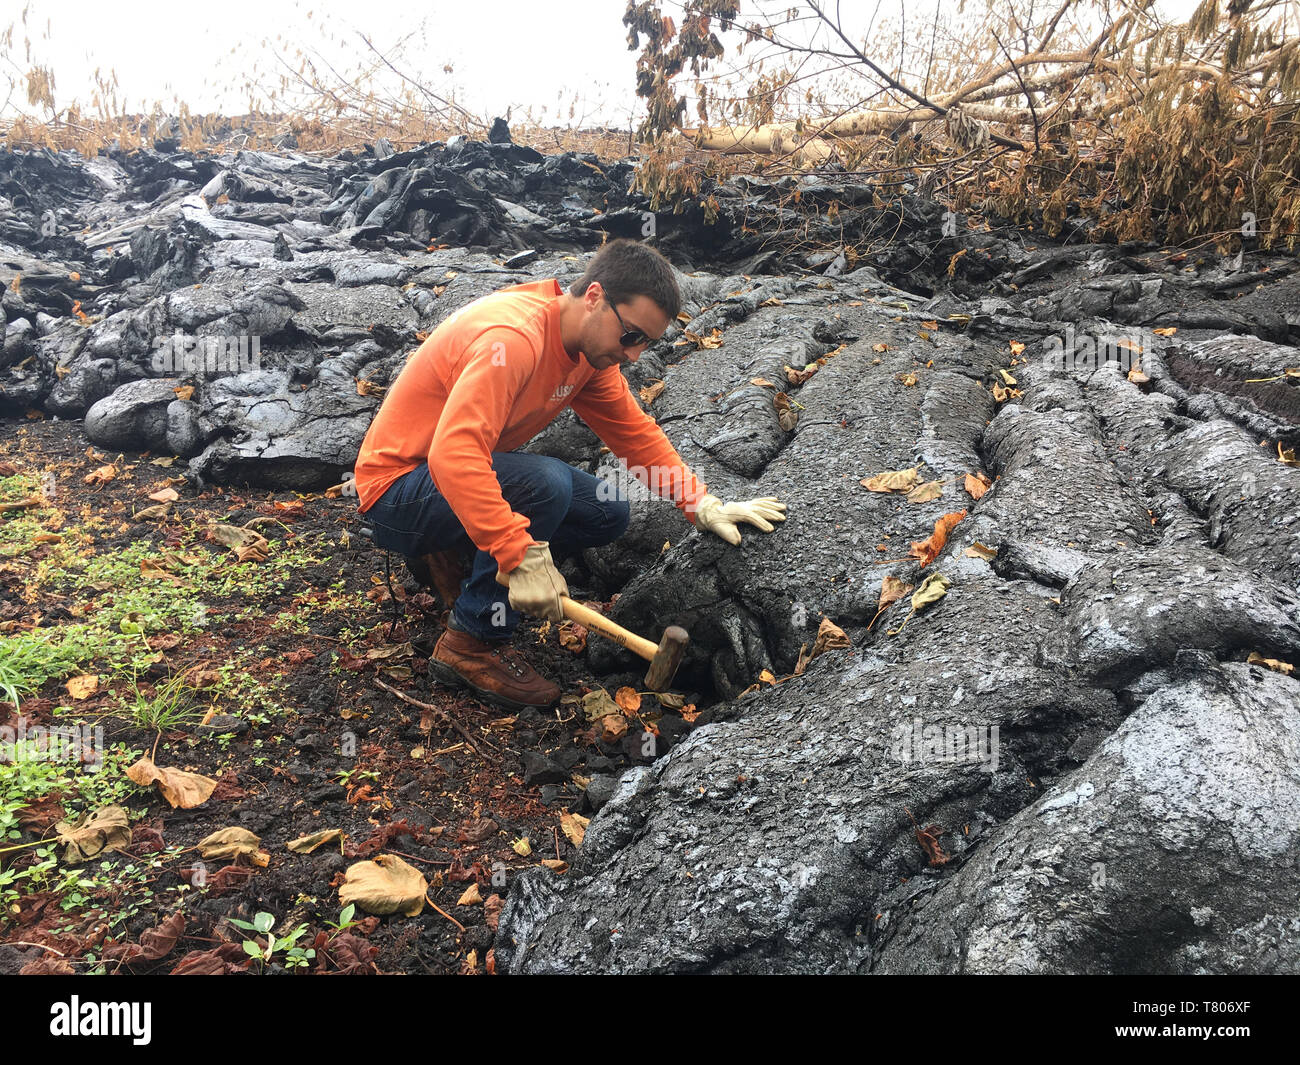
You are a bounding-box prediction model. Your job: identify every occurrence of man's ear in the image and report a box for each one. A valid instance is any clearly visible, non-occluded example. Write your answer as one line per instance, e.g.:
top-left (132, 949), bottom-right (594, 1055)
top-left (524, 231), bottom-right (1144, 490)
top-left (582, 281), bottom-right (604, 311)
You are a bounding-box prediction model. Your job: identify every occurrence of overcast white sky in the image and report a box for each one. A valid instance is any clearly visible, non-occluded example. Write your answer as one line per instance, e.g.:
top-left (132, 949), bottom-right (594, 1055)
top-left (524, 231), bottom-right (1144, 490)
top-left (0, 0), bottom-right (1212, 127)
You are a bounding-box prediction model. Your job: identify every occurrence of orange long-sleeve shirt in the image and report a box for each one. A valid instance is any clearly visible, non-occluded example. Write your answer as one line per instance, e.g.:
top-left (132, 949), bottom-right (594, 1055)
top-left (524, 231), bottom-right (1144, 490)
top-left (354, 278), bottom-right (708, 572)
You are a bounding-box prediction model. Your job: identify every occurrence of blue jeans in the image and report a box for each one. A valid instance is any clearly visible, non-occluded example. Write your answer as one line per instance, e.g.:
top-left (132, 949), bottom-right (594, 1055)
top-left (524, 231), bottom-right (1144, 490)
top-left (361, 452), bottom-right (630, 641)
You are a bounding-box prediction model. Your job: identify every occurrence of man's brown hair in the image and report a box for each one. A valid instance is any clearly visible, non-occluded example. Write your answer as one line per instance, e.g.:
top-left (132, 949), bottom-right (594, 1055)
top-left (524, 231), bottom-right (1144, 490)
top-left (568, 238), bottom-right (681, 321)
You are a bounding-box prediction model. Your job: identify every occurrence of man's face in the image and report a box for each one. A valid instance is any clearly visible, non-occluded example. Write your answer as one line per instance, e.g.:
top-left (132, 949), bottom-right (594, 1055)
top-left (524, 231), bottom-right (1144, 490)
top-left (578, 283), bottom-right (671, 371)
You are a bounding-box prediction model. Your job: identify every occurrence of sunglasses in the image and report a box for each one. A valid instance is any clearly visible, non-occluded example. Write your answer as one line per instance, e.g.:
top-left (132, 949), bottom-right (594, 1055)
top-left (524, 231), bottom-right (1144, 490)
top-left (605, 296), bottom-right (653, 348)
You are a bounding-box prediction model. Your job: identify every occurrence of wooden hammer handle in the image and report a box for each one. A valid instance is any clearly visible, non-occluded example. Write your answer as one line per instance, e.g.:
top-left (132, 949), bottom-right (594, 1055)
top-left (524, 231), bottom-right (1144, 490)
top-left (562, 597), bottom-right (657, 661)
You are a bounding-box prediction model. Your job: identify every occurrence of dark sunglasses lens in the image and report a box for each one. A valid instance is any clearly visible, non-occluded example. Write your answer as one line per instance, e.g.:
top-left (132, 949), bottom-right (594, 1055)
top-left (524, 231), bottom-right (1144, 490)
top-left (621, 329), bottom-right (650, 347)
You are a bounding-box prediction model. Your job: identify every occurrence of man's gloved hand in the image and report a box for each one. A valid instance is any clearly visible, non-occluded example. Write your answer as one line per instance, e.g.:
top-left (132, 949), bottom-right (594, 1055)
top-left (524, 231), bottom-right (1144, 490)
top-left (496, 542), bottom-right (569, 622)
top-left (693, 494), bottom-right (787, 546)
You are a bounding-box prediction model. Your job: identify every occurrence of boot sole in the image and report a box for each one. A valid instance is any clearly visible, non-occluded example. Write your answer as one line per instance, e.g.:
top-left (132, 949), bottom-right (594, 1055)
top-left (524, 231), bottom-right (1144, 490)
top-left (426, 657), bottom-right (557, 713)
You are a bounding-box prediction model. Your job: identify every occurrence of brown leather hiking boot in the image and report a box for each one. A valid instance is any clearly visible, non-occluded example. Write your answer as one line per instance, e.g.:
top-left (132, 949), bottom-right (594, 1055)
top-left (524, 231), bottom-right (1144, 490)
top-left (428, 627), bottom-right (560, 711)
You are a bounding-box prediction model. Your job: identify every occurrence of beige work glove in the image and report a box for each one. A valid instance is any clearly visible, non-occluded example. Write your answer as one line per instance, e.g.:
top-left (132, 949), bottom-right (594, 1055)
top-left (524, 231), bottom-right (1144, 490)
top-left (693, 494), bottom-right (787, 546)
top-left (495, 542), bottom-right (569, 622)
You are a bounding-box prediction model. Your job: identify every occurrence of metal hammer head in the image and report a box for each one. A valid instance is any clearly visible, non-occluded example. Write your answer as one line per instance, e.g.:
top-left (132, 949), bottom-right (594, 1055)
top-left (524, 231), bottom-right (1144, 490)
top-left (644, 625), bottom-right (689, 692)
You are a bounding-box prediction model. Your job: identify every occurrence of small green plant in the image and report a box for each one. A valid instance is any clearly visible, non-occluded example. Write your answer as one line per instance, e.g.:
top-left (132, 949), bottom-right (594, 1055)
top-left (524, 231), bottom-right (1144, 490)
top-left (229, 911), bottom-right (314, 972)
top-left (324, 902), bottom-right (360, 936)
top-left (117, 671), bottom-right (204, 733)
top-left (334, 767), bottom-right (379, 787)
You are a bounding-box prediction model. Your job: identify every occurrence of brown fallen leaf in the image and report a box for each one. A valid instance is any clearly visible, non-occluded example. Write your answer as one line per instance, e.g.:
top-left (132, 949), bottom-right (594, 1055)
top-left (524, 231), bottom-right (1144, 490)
top-left (197, 827), bottom-right (264, 861)
top-left (540, 859), bottom-right (569, 873)
top-left (206, 522), bottom-right (269, 563)
top-left (774, 391), bottom-right (798, 431)
top-left (909, 511), bottom-right (967, 567)
top-left (148, 487), bottom-right (179, 503)
top-left (906, 479), bottom-right (944, 504)
top-left (484, 894), bottom-right (505, 932)
top-left (287, 828), bottom-right (345, 854)
top-left (964, 472), bottom-right (992, 500)
top-left (53, 805), bottom-right (131, 863)
top-left (811, 617), bottom-right (850, 659)
top-left (126, 756), bottom-right (217, 809)
top-left (133, 503), bottom-right (172, 522)
top-left (897, 372), bottom-right (919, 387)
top-left (65, 674), bottom-right (99, 700)
top-left (557, 619), bottom-right (587, 652)
top-left (457, 817), bottom-right (499, 844)
top-left (598, 714), bottom-right (628, 743)
top-left (19, 956), bottom-right (76, 975)
top-left (356, 378), bottom-right (387, 397)
top-left (964, 542), bottom-right (998, 561)
top-left (907, 807), bottom-right (950, 866)
top-left (867, 576), bottom-right (914, 630)
top-left (581, 688), bottom-right (622, 721)
top-left (638, 379), bottom-right (665, 404)
top-left (169, 942), bottom-right (250, 975)
top-left (1247, 651), bottom-right (1294, 676)
top-left (560, 812), bottom-right (590, 847)
top-left (861, 466), bottom-right (921, 493)
top-left (140, 557), bottom-right (184, 583)
top-left (105, 911), bottom-right (185, 964)
top-left (1009, 340), bottom-right (1026, 354)
top-left (457, 883), bottom-right (483, 906)
top-left (615, 686), bottom-right (642, 714)
top-left (339, 854), bottom-right (428, 916)
top-left (84, 464), bottom-right (117, 486)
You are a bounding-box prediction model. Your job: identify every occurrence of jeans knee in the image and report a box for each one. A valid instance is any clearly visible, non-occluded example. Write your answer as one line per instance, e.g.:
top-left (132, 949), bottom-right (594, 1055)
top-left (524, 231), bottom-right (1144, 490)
top-left (606, 497), bottom-right (631, 540)
top-left (528, 458), bottom-right (575, 514)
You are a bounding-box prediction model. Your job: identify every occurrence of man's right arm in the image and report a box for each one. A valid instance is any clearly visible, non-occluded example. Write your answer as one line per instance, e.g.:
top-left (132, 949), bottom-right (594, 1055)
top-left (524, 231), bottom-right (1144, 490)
top-left (427, 327), bottom-right (538, 573)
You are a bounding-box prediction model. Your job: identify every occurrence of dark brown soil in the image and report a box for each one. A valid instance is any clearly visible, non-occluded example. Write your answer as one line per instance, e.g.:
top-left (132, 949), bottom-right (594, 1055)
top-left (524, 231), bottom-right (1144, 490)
top-left (0, 416), bottom-right (704, 975)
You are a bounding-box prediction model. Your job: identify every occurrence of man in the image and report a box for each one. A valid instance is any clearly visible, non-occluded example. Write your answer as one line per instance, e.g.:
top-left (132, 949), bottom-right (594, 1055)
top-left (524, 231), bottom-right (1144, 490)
top-left (354, 239), bottom-right (786, 711)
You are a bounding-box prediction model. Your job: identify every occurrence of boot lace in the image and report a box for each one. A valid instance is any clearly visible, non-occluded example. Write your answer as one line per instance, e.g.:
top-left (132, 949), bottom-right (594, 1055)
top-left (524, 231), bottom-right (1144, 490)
top-left (489, 644), bottom-right (529, 679)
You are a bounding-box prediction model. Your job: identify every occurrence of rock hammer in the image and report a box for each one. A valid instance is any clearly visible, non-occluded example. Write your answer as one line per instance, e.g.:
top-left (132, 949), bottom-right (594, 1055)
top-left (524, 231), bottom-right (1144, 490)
top-left (495, 575), bottom-right (688, 691)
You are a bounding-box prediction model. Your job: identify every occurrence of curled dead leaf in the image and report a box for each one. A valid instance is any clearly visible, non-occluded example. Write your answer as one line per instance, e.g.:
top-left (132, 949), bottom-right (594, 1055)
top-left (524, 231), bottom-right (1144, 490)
top-left (581, 688), bottom-right (622, 721)
top-left (54, 805), bottom-right (131, 863)
top-left (774, 391), bottom-right (798, 431)
top-left (964, 472), bottom-right (992, 500)
top-left (909, 511), bottom-right (966, 568)
top-left (197, 826), bottom-right (263, 861)
top-left (906, 479), bottom-right (944, 504)
top-left (126, 756), bottom-right (217, 809)
top-left (560, 812), bottom-right (590, 847)
top-left (1247, 651), bottom-right (1294, 675)
top-left (287, 828), bottom-right (345, 854)
top-left (861, 466), bottom-right (921, 493)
